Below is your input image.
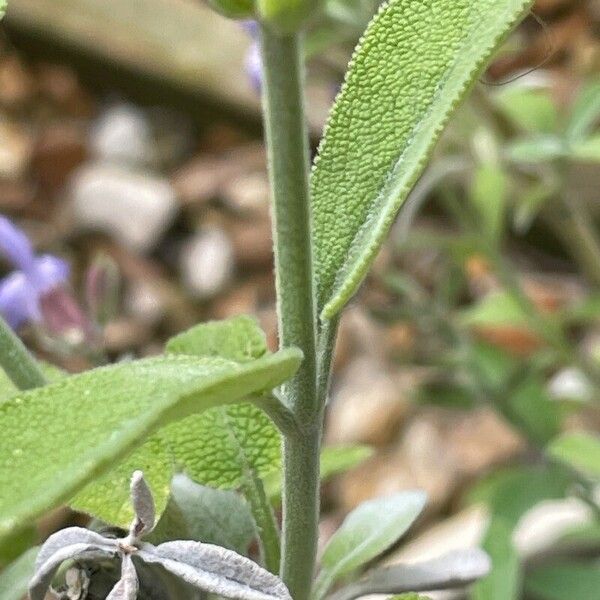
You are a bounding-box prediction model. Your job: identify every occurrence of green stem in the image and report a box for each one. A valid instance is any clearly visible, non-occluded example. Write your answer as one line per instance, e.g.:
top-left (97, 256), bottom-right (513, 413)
top-left (0, 317), bottom-right (46, 390)
top-left (259, 25), bottom-right (320, 600)
top-left (241, 469), bottom-right (281, 574)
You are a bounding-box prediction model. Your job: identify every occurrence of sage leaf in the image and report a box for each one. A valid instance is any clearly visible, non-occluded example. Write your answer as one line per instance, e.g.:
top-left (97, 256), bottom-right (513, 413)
top-left (30, 471), bottom-right (291, 600)
top-left (72, 317), bottom-right (288, 529)
top-left (0, 546), bottom-right (38, 600)
top-left (107, 554), bottom-right (138, 600)
top-left (148, 474), bottom-right (255, 554)
top-left (328, 548), bottom-right (491, 600)
top-left (139, 540), bottom-right (291, 600)
top-left (129, 470), bottom-right (156, 538)
top-left (0, 349), bottom-right (301, 540)
top-left (313, 491), bottom-right (427, 600)
top-left (547, 432), bottom-right (600, 479)
top-left (311, 0), bottom-right (533, 319)
top-left (30, 543), bottom-right (117, 600)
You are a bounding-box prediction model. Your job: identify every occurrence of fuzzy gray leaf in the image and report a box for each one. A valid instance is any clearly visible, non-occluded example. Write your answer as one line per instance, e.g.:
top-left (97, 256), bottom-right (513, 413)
top-left (29, 543), bottom-right (117, 600)
top-left (34, 527), bottom-right (115, 572)
top-left (130, 470), bottom-right (156, 538)
top-left (138, 541), bottom-right (291, 600)
top-left (328, 548), bottom-right (492, 600)
top-left (107, 554), bottom-right (139, 600)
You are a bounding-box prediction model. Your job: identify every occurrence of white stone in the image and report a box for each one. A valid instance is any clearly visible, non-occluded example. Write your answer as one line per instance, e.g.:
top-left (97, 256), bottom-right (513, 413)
top-left (180, 228), bottom-right (234, 299)
top-left (70, 162), bottom-right (177, 252)
top-left (90, 103), bottom-right (152, 166)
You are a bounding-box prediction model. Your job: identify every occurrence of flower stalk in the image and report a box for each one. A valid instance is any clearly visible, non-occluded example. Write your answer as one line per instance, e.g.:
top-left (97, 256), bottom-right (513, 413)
top-left (258, 23), bottom-right (321, 600)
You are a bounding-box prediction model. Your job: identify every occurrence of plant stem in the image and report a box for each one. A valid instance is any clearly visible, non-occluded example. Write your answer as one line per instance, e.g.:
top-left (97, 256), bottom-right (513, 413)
top-left (241, 469), bottom-right (281, 575)
top-left (259, 24), bottom-right (320, 600)
top-left (0, 317), bottom-right (46, 390)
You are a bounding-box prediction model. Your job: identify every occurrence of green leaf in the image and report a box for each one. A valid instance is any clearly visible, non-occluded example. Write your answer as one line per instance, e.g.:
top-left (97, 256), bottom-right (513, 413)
top-left (566, 78), bottom-right (600, 140)
top-left (313, 491), bottom-right (427, 600)
top-left (505, 375), bottom-right (561, 445)
top-left (148, 474), bottom-right (255, 553)
top-left (166, 315), bottom-right (268, 362)
top-left (547, 432), bottom-right (600, 479)
top-left (506, 136), bottom-right (566, 163)
top-left (164, 316), bottom-right (283, 489)
top-left (0, 349), bottom-right (301, 541)
top-left (310, 0), bottom-right (533, 319)
top-left (494, 86), bottom-right (558, 133)
top-left (570, 135), bottom-right (600, 162)
top-left (0, 546), bottom-right (38, 600)
top-left (467, 465), bottom-right (571, 526)
top-left (525, 562), bottom-right (600, 600)
top-left (460, 292), bottom-right (528, 327)
top-left (469, 164), bottom-right (508, 244)
top-left (0, 2), bottom-right (5, 20)
top-left (473, 518), bottom-right (520, 600)
top-left (73, 316), bottom-right (289, 527)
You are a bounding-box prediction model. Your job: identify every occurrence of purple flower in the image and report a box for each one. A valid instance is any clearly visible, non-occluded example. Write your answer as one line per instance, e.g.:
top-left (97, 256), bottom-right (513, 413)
top-left (242, 21), bottom-right (263, 92)
top-left (0, 216), bottom-right (71, 330)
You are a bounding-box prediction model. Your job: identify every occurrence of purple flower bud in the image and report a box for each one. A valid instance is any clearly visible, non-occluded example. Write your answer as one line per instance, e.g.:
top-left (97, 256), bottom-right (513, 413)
top-left (0, 272), bottom-right (41, 329)
top-left (0, 215), bottom-right (87, 340)
top-left (245, 42), bottom-right (263, 92)
top-left (241, 19), bottom-right (259, 38)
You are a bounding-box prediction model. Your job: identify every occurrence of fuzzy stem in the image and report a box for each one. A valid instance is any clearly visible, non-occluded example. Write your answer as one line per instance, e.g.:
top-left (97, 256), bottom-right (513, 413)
top-left (241, 468), bottom-right (281, 574)
top-left (0, 317), bottom-right (46, 390)
top-left (259, 25), bottom-right (320, 600)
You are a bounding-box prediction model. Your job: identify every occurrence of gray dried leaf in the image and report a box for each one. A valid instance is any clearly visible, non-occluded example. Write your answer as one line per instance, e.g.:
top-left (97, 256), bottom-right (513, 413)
top-left (327, 548), bottom-right (492, 600)
top-left (129, 470), bottom-right (156, 539)
top-left (30, 471), bottom-right (291, 600)
top-left (106, 554), bottom-right (139, 600)
top-left (35, 528), bottom-right (114, 572)
top-left (138, 545), bottom-right (291, 600)
top-left (154, 541), bottom-right (289, 595)
top-left (29, 543), bottom-right (117, 600)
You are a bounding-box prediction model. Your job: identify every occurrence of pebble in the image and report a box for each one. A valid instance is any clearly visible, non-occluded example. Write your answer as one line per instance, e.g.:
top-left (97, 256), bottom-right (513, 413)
top-left (180, 227), bottom-right (235, 299)
top-left (70, 162), bottom-right (178, 251)
top-left (0, 119), bottom-right (33, 179)
top-left (90, 103), bottom-right (152, 166)
top-left (327, 356), bottom-right (413, 446)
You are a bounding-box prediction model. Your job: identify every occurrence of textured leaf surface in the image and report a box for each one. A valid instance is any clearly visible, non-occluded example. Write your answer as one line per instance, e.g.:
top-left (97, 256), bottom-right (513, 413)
top-left (138, 540), bottom-right (291, 600)
top-left (74, 316), bottom-right (286, 525)
top-left (165, 316), bottom-right (283, 489)
top-left (314, 491), bottom-right (427, 600)
top-left (548, 432), bottom-right (600, 479)
top-left (167, 315), bottom-right (268, 363)
top-left (311, 0), bottom-right (533, 318)
top-left (149, 474), bottom-right (255, 553)
top-left (0, 349), bottom-right (301, 540)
